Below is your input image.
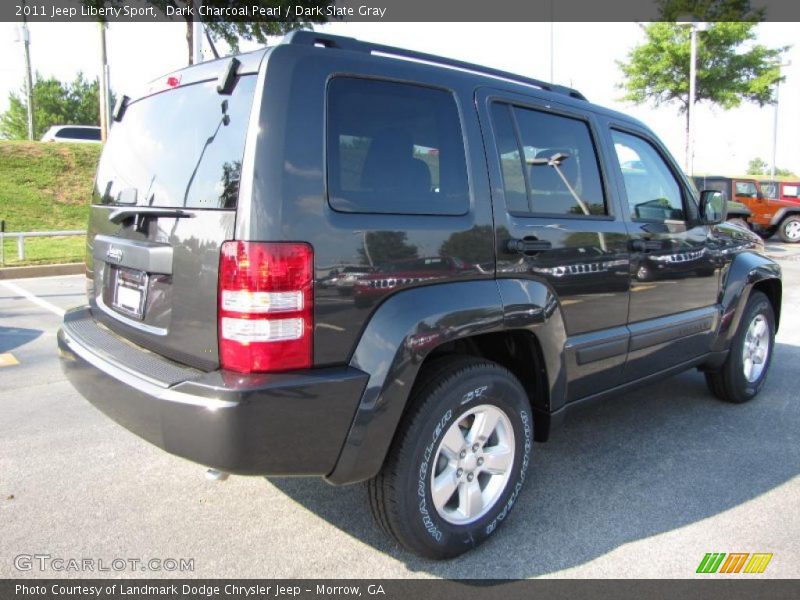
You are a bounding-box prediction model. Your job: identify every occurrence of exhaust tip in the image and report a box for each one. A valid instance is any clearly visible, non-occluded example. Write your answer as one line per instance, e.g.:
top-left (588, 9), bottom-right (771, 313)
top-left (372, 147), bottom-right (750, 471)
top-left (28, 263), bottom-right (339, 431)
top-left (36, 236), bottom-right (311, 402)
top-left (205, 468), bottom-right (229, 481)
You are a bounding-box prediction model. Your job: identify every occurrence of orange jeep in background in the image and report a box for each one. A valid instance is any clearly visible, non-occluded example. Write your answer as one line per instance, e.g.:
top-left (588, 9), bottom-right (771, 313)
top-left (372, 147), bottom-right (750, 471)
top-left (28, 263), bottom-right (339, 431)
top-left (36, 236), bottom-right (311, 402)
top-left (694, 175), bottom-right (800, 243)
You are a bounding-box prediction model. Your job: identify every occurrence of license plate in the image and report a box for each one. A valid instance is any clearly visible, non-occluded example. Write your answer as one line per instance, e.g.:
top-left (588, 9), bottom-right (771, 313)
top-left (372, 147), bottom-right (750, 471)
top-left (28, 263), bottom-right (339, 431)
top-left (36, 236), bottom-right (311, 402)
top-left (112, 267), bottom-right (148, 320)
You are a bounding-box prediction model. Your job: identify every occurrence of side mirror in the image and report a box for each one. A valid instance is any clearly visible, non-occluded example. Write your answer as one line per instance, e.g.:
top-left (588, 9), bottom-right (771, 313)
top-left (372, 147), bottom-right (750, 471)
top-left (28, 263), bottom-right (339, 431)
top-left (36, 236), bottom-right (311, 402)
top-left (699, 189), bottom-right (727, 225)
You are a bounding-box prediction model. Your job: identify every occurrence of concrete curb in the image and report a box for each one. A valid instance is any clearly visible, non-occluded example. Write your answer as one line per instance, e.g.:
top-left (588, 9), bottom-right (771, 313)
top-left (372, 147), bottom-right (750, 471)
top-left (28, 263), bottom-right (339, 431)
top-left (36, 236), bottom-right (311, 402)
top-left (0, 263), bottom-right (84, 280)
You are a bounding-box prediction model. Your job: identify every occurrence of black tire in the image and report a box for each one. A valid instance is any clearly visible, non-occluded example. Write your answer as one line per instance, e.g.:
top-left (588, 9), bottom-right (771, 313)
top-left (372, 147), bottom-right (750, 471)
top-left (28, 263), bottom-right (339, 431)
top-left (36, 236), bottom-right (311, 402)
top-left (726, 217), bottom-right (750, 231)
top-left (756, 227), bottom-right (776, 240)
top-left (777, 215), bottom-right (800, 243)
top-left (705, 291), bottom-right (775, 404)
top-left (368, 356), bottom-right (533, 559)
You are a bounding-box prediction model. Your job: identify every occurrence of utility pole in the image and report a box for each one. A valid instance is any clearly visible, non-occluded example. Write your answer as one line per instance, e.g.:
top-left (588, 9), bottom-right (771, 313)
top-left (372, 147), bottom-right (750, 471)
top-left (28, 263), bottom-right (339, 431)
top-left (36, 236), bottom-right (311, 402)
top-left (549, 0), bottom-right (555, 83)
top-left (770, 60), bottom-right (791, 180)
top-left (192, 0), bottom-right (203, 64)
top-left (684, 21), bottom-right (707, 176)
top-left (21, 14), bottom-right (35, 140)
top-left (98, 22), bottom-right (110, 142)
top-left (687, 24), bottom-right (698, 175)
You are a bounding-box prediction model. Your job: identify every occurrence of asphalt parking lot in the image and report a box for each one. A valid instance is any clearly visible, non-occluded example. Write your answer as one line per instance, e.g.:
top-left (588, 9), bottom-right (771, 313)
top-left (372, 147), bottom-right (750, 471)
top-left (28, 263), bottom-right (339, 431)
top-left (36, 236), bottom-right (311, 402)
top-left (1, 243), bottom-right (799, 579)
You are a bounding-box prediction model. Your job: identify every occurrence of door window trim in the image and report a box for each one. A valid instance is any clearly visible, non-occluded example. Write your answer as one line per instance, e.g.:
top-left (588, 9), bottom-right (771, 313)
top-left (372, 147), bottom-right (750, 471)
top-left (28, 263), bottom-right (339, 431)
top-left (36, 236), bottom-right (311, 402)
top-left (486, 96), bottom-right (616, 221)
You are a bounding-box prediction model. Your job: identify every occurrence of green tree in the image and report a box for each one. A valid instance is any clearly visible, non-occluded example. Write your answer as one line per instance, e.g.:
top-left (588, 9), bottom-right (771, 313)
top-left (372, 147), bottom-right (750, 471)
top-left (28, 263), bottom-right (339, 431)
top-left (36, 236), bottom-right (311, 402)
top-left (0, 72), bottom-right (109, 140)
top-left (82, 0), bottom-right (330, 65)
top-left (439, 226), bottom-right (494, 265)
top-left (656, 0), bottom-right (765, 21)
top-left (747, 157), bottom-right (796, 177)
top-left (618, 21), bottom-right (787, 166)
top-left (357, 231), bottom-right (417, 267)
top-left (747, 157), bottom-right (769, 175)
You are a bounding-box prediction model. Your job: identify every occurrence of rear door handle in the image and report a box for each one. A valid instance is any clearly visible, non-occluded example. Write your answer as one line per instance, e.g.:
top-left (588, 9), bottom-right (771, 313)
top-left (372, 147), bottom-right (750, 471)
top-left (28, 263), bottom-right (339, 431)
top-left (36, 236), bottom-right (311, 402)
top-left (506, 238), bottom-right (552, 255)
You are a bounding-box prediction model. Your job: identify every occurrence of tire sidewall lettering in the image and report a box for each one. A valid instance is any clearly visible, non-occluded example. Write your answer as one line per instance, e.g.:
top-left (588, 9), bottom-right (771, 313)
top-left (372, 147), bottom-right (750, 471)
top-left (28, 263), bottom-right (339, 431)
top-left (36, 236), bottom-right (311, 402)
top-left (486, 408), bottom-right (532, 536)
top-left (417, 407), bottom-right (453, 542)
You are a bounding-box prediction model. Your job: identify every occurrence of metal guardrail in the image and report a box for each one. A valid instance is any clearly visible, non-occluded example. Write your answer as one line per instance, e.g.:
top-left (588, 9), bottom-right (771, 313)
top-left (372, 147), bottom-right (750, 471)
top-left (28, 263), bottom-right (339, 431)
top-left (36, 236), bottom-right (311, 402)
top-left (0, 229), bottom-right (86, 263)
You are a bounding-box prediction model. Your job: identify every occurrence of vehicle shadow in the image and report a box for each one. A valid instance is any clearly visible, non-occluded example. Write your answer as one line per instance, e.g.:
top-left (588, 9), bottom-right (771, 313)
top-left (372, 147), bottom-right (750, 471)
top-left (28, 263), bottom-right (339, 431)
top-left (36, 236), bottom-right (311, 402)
top-left (268, 341), bottom-right (800, 577)
top-left (0, 326), bottom-right (42, 353)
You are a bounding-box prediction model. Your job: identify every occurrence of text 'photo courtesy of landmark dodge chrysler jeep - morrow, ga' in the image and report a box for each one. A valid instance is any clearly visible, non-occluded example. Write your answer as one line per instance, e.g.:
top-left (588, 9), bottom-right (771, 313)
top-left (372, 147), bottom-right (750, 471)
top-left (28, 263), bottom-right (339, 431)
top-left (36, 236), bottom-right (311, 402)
top-left (58, 32), bottom-right (782, 559)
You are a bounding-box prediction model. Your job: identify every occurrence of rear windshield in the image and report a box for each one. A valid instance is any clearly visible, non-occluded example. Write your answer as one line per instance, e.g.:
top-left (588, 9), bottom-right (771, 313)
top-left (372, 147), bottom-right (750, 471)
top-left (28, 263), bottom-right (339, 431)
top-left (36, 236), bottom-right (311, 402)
top-left (94, 75), bottom-right (256, 209)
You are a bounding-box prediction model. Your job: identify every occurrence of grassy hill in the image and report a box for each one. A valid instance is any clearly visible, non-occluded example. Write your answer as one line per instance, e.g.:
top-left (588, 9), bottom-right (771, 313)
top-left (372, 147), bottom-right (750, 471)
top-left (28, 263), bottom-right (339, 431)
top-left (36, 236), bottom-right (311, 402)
top-left (0, 141), bottom-right (100, 265)
top-left (0, 141), bottom-right (100, 231)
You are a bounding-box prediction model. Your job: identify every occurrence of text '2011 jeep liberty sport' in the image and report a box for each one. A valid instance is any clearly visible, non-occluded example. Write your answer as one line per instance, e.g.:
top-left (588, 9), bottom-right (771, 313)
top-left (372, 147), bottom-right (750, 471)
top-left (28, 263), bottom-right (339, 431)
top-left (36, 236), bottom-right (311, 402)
top-left (59, 32), bottom-right (782, 559)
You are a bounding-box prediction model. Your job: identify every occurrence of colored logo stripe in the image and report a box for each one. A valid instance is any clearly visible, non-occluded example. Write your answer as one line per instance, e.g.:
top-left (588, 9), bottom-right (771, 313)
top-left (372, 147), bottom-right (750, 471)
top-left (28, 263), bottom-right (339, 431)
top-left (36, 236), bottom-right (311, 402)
top-left (697, 553), bottom-right (773, 574)
top-left (697, 553), bottom-right (726, 573)
top-left (744, 553), bottom-right (773, 574)
top-left (719, 553), bottom-right (749, 573)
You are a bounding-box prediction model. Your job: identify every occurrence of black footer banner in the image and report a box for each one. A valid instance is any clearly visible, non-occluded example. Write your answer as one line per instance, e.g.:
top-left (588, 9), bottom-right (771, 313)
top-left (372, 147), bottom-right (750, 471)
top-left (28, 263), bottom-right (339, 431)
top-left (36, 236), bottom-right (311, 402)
top-left (3, 579), bottom-right (800, 600)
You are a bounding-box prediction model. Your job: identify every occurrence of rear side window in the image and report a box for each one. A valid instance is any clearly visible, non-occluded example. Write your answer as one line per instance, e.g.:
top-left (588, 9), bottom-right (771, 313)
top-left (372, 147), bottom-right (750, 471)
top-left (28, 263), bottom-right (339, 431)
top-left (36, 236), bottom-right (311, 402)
top-left (490, 104), bottom-right (528, 213)
top-left (760, 182), bottom-right (778, 199)
top-left (326, 78), bottom-right (469, 215)
top-left (490, 103), bottom-right (607, 216)
top-left (783, 184), bottom-right (799, 198)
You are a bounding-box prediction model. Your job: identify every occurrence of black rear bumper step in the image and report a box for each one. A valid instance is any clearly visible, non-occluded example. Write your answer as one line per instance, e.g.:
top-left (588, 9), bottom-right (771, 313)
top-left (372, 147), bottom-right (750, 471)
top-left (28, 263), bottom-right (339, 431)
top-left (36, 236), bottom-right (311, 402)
top-left (58, 307), bottom-right (369, 477)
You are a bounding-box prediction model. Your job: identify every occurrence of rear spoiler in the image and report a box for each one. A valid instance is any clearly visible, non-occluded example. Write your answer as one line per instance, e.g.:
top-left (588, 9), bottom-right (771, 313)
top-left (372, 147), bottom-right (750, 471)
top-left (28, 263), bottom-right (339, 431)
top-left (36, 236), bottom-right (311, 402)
top-left (123, 48), bottom-right (269, 105)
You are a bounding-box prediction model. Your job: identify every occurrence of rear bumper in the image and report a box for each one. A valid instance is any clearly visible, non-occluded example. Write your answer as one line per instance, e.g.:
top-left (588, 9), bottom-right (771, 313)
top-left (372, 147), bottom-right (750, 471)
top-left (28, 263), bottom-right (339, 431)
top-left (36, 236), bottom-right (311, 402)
top-left (58, 307), bottom-right (368, 477)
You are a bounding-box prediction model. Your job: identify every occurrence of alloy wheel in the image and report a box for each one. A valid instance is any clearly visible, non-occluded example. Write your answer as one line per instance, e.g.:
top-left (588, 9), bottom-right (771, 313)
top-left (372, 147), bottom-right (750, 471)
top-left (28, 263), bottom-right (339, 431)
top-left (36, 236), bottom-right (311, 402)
top-left (430, 404), bottom-right (515, 525)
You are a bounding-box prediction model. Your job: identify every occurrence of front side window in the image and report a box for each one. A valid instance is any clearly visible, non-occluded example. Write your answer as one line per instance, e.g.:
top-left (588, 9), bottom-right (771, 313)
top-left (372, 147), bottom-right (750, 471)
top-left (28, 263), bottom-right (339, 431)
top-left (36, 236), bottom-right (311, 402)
top-left (735, 181), bottom-right (759, 198)
top-left (612, 130), bottom-right (685, 222)
top-left (326, 78), bottom-right (469, 215)
top-left (491, 103), bottom-right (607, 216)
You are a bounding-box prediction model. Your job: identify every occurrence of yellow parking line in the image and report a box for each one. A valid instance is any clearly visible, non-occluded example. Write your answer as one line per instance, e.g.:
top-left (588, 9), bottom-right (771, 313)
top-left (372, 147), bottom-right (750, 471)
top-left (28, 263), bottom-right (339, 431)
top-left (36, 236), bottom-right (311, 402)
top-left (0, 353), bottom-right (19, 367)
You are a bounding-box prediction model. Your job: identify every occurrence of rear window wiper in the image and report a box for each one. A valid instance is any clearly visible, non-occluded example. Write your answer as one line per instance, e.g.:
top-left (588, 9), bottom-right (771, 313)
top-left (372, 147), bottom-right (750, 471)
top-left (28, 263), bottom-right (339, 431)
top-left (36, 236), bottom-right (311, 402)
top-left (108, 206), bottom-right (195, 224)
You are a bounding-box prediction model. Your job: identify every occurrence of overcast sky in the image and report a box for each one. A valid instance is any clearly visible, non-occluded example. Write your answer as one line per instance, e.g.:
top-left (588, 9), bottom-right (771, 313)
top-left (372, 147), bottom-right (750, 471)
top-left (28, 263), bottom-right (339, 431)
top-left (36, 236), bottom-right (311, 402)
top-left (0, 21), bottom-right (797, 175)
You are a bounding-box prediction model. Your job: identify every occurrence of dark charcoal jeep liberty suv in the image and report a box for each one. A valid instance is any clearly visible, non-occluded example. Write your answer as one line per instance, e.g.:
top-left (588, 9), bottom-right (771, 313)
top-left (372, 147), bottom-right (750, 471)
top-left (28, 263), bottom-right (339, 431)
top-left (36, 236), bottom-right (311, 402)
top-left (58, 31), bottom-right (782, 559)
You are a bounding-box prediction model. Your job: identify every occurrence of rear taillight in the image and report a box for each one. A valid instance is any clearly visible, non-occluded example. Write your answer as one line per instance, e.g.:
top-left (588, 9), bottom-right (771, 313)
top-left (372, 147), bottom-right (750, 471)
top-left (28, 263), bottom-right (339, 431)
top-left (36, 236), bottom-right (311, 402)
top-left (218, 241), bottom-right (313, 373)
